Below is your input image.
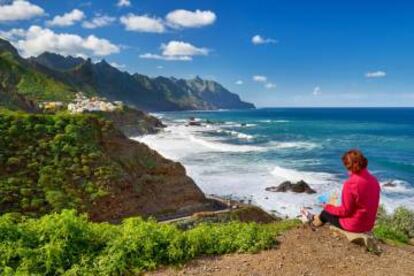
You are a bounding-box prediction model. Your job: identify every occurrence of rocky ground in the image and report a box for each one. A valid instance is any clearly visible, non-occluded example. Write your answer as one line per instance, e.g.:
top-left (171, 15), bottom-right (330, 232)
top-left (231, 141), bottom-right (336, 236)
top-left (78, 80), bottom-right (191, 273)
top-left (150, 225), bottom-right (414, 276)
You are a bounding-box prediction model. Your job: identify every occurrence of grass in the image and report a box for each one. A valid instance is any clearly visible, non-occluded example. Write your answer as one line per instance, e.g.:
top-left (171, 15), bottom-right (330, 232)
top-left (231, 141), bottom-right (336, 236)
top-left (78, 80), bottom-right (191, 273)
top-left (0, 210), bottom-right (300, 275)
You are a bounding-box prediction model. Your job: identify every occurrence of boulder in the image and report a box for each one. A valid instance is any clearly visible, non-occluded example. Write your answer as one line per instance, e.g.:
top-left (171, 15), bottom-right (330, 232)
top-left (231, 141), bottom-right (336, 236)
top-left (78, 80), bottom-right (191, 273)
top-left (329, 226), bottom-right (382, 255)
top-left (265, 180), bottom-right (316, 194)
top-left (382, 182), bottom-right (397, 188)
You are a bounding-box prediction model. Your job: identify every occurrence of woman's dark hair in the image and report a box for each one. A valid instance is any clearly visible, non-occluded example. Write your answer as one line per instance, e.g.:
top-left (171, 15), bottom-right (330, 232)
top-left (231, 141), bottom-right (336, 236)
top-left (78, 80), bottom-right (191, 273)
top-left (342, 149), bottom-right (368, 174)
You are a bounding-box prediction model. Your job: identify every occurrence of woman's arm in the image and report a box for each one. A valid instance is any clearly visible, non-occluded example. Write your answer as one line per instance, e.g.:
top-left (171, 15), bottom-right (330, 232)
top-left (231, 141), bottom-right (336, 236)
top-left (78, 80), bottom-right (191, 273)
top-left (324, 180), bottom-right (356, 217)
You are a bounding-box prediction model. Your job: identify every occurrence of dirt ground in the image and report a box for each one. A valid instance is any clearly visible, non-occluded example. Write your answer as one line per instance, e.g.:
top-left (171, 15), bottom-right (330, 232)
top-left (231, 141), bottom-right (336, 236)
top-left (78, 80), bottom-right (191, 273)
top-left (149, 225), bottom-right (414, 276)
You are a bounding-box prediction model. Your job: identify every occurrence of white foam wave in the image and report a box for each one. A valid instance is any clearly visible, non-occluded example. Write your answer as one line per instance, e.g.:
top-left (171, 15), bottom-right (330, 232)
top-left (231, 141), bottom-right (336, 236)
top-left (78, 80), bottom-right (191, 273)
top-left (189, 134), bottom-right (261, 152)
top-left (216, 129), bottom-right (255, 140)
top-left (258, 119), bottom-right (289, 123)
top-left (134, 114), bottom-right (414, 218)
top-left (271, 165), bottom-right (337, 184)
top-left (266, 141), bottom-right (321, 150)
top-left (381, 180), bottom-right (413, 193)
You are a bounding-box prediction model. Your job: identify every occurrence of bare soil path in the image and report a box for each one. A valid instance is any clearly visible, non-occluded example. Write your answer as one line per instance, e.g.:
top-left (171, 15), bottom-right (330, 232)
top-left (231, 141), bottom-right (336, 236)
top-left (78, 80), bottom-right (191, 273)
top-left (149, 225), bottom-right (414, 276)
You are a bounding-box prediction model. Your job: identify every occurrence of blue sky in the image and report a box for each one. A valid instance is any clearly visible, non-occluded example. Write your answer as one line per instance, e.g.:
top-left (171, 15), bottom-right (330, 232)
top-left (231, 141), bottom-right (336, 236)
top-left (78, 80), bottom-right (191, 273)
top-left (1, 0), bottom-right (414, 107)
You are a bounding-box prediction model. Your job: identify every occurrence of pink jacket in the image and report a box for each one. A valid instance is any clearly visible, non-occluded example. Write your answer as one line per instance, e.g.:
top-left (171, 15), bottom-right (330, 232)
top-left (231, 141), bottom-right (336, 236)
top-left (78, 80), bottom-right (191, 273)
top-left (324, 169), bottom-right (380, 233)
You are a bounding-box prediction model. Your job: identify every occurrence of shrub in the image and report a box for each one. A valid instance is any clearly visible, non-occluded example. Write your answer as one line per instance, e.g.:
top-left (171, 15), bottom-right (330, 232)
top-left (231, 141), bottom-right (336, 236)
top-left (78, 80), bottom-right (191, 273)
top-left (0, 210), bottom-right (299, 275)
top-left (374, 206), bottom-right (414, 245)
top-left (0, 112), bottom-right (123, 216)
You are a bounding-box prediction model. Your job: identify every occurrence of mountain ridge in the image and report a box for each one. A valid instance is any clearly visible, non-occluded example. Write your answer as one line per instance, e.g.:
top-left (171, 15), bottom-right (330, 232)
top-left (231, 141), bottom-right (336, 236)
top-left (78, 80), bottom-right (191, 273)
top-left (0, 40), bottom-right (254, 111)
top-left (34, 52), bottom-right (255, 111)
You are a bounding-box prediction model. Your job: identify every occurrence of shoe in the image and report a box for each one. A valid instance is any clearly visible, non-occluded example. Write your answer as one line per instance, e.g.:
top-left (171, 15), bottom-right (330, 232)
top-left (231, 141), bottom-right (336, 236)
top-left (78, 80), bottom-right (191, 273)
top-left (299, 208), bottom-right (314, 224)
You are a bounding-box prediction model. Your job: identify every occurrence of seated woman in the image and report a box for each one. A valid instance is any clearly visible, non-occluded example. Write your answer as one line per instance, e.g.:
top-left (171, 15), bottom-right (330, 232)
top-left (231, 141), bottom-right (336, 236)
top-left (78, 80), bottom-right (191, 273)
top-left (302, 149), bottom-right (380, 233)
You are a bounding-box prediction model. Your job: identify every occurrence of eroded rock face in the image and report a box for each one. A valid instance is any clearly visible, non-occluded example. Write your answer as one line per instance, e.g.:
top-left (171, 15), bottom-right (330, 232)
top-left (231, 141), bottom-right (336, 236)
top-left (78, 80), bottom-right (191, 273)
top-left (265, 180), bottom-right (316, 194)
top-left (90, 129), bottom-right (211, 222)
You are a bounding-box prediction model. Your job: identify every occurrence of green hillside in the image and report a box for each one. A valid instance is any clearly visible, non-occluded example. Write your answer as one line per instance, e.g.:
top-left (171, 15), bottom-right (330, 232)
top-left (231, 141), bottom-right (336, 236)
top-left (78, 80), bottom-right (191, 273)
top-left (0, 110), bottom-right (208, 221)
top-left (0, 50), bottom-right (75, 103)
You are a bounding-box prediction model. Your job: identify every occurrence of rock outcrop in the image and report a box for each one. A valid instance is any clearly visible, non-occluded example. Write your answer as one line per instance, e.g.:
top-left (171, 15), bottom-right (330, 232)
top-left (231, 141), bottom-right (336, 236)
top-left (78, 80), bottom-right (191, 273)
top-left (91, 127), bottom-right (213, 222)
top-left (265, 180), bottom-right (317, 194)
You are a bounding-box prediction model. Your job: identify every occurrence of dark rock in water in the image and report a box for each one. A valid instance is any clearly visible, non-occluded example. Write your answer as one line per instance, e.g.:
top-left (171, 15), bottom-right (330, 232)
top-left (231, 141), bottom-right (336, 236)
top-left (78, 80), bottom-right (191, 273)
top-left (187, 121), bottom-right (202, 126)
top-left (383, 182), bottom-right (397, 188)
top-left (265, 180), bottom-right (316, 194)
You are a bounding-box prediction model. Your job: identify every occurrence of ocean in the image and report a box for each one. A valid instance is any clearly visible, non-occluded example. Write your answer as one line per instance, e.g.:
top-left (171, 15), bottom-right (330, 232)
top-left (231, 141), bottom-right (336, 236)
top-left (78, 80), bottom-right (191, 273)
top-left (134, 108), bottom-right (414, 217)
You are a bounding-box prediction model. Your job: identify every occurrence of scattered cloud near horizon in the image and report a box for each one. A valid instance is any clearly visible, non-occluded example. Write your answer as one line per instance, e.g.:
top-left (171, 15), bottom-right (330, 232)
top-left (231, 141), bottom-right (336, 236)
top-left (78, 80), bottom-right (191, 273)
top-left (313, 86), bottom-right (321, 95)
top-left (109, 62), bottom-right (126, 69)
top-left (1, 25), bottom-right (119, 57)
top-left (265, 82), bottom-right (276, 89)
top-left (252, 34), bottom-right (277, 45)
top-left (0, 0), bottom-right (44, 22)
top-left (235, 80), bottom-right (243, 85)
top-left (253, 75), bottom-right (276, 89)
top-left (46, 9), bottom-right (85, 27)
top-left (117, 0), bottom-right (131, 7)
top-left (365, 71), bottom-right (386, 78)
top-left (140, 41), bottom-right (209, 61)
top-left (253, 75), bottom-right (267, 82)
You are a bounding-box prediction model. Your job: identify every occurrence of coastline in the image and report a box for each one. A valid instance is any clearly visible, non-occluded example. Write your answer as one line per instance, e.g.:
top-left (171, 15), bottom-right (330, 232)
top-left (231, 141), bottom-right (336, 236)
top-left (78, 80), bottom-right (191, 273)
top-left (133, 109), bottom-right (414, 218)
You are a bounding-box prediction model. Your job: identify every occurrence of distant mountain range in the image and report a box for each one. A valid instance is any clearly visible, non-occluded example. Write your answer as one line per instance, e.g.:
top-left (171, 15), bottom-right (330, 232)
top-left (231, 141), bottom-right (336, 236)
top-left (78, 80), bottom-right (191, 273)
top-left (0, 38), bottom-right (254, 111)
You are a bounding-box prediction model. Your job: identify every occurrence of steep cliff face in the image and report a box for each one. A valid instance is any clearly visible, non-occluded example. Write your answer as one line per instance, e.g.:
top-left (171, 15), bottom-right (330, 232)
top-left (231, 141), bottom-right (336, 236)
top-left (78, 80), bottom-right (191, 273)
top-left (0, 111), bottom-right (209, 222)
top-left (92, 129), bottom-right (210, 222)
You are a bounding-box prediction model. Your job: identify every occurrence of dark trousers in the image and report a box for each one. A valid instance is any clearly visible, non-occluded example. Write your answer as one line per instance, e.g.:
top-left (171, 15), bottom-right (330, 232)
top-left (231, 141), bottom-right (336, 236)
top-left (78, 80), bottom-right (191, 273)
top-left (319, 210), bottom-right (342, 229)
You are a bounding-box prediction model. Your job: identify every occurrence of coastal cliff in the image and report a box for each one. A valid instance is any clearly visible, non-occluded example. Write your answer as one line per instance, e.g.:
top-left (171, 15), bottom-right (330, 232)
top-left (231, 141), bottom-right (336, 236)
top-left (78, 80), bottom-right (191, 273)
top-left (0, 111), bottom-right (210, 222)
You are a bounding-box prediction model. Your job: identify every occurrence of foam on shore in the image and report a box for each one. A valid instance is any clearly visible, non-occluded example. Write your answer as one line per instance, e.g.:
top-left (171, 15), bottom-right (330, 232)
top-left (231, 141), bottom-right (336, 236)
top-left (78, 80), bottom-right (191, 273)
top-left (134, 117), bottom-right (414, 217)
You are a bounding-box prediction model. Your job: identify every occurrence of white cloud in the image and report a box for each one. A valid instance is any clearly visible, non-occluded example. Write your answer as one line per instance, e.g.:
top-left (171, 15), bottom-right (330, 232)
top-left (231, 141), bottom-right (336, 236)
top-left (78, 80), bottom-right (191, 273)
top-left (2, 25), bottom-right (119, 57)
top-left (140, 41), bottom-right (209, 61)
top-left (139, 53), bottom-right (192, 61)
top-left (365, 71), bottom-right (386, 78)
top-left (82, 15), bottom-right (116, 29)
top-left (253, 75), bottom-right (267, 82)
top-left (253, 75), bottom-right (277, 89)
top-left (252, 34), bottom-right (277, 45)
top-left (117, 0), bottom-right (131, 7)
top-left (120, 14), bottom-right (165, 33)
top-left (166, 9), bottom-right (216, 28)
top-left (0, 0), bottom-right (44, 22)
top-left (109, 62), bottom-right (126, 69)
top-left (265, 82), bottom-right (276, 89)
top-left (157, 65), bottom-right (163, 69)
top-left (161, 41), bottom-right (208, 57)
top-left (46, 9), bottom-right (85, 27)
top-left (235, 80), bottom-right (243, 85)
top-left (313, 86), bottom-right (321, 95)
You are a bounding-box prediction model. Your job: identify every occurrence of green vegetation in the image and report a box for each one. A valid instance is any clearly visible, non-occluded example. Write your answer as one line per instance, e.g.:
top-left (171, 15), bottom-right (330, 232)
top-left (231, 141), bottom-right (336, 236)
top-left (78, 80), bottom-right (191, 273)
top-left (0, 110), bottom-right (122, 216)
top-left (374, 206), bottom-right (414, 245)
top-left (0, 51), bottom-right (74, 102)
top-left (0, 210), bottom-right (299, 275)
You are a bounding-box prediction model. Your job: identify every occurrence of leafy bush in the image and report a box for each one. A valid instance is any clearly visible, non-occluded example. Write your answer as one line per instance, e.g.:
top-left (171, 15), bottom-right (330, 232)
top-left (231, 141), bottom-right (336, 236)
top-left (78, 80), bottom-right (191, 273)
top-left (0, 111), bottom-right (123, 216)
top-left (0, 210), bottom-right (299, 275)
top-left (374, 206), bottom-right (414, 245)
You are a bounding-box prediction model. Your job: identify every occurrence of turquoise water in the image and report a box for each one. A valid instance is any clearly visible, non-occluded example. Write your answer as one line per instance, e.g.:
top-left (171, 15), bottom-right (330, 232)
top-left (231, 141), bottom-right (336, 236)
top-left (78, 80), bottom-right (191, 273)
top-left (138, 108), bottom-right (414, 216)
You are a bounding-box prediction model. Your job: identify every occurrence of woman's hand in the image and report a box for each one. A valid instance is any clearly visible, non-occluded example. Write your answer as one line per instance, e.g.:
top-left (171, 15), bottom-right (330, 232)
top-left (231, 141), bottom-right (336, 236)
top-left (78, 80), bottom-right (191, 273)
top-left (328, 192), bottom-right (339, 206)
